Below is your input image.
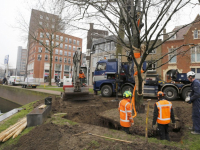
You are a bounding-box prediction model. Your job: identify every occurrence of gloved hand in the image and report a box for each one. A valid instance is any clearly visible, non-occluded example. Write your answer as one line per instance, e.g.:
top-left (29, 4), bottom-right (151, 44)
top-left (185, 96), bottom-right (190, 102)
top-left (152, 125), bottom-right (157, 130)
top-left (172, 123), bottom-right (176, 129)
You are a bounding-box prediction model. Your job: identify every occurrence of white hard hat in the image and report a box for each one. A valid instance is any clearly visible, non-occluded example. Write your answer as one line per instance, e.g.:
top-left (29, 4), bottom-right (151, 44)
top-left (187, 71), bottom-right (195, 78)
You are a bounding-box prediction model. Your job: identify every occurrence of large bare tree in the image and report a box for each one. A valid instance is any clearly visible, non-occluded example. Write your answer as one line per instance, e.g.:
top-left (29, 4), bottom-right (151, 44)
top-left (17, 0), bottom-right (78, 85)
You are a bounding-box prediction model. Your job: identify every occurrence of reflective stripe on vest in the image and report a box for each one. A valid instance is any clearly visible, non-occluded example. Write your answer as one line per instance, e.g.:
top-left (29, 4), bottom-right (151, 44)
top-left (120, 102), bottom-right (132, 122)
top-left (157, 101), bottom-right (172, 121)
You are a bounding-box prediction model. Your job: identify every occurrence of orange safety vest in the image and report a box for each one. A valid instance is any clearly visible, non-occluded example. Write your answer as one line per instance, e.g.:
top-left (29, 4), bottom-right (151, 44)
top-left (156, 100), bottom-right (172, 124)
top-left (118, 99), bottom-right (134, 127)
top-left (79, 73), bottom-right (85, 78)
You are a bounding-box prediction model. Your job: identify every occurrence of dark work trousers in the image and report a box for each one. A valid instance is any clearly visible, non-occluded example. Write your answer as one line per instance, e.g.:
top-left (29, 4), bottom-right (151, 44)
top-left (122, 127), bottom-right (130, 134)
top-left (157, 123), bottom-right (170, 141)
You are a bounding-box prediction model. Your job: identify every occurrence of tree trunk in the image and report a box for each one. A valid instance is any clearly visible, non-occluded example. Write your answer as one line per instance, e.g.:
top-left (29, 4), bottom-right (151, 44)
top-left (49, 50), bottom-right (52, 86)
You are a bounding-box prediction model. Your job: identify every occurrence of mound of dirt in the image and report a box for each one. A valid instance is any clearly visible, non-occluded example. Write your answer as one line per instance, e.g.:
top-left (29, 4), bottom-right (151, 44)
top-left (5, 123), bottom-right (181, 150)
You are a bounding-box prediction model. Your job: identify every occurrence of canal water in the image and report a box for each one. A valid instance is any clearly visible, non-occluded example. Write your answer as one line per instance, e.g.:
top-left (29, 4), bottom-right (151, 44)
top-left (0, 97), bottom-right (21, 113)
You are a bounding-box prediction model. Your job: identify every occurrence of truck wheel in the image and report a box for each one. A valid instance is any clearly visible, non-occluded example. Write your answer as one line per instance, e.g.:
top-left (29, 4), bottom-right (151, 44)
top-left (121, 85), bottom-right (133, 95)
top-left (181, 87), bottom-right (191, 100)
top-left (32, 86), bottom-right (36, 88)
top-left (12, 82), bottom-right (15, 86)
top-left (163, 87), bottom-right (177, 101)
top-left (101, 85), bottom-right (112, 97)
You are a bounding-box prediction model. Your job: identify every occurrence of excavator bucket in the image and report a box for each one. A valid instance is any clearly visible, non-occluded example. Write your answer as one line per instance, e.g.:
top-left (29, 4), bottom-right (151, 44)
top-left (62, 87), bottom-right (95, 101)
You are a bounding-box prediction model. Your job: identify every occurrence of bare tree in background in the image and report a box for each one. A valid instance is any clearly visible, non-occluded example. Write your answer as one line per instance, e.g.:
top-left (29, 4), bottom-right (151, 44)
top-left (17, 0), bottom-right (78, 85)
top-left (63, 0), bottom-right (200, 109)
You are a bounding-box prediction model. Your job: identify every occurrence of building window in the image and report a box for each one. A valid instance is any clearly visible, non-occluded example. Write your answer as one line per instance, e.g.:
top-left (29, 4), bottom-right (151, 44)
top-left (55, 56), bottom-right (58, 62)
top-left (111, 42), bottom-right (115, 50)
top-left (59, 57), bottom-right (62, 62)
top-left (38, 55), bottom-right (42, 60)
top-left (46, 33), bottom-right (50, 38)
top-left (46, 40), bottom-right (49, 46)
top-left (73, 46), bottom-right (76, 51)
top-left (73, 40), bottom-right (76, 45)
top-left (65, 44), bottom-right (67, 49)
top-left (65, 37), bottom-right (68, 43)
top-left (45, 48), bottom-right (48, 53)
top-left (68, 52), bottom-right (71, 57)
top-left (52, 18), bottom-right (55, 22)
top-left (150, 49), bottom-right (156, 54)
top-left (60, 43), bottom-right (63, 48)
top-left (69, 38), bottom-right (72, 43)
top-left (194, 29), bottom-right (198, 39)
top-left (64, 51), bottom-right (67, 56)
top-left (40, 15), bottom-right (43, 19)
top-left (100, 44), bottom-right (104, 53)
top-left (107, 42), bottom-right (111, 51)
top-left (46, 16), bottom-right (49, 20)
top-left (69, 45), bottom-right (71, 50)
top-left (64, 65), bottom-right (70, 71)
top-left (55, 49), bottom-right (58, 54)
top-left (39, 22), bottom-right (42, 25)
top-left (191, 68), bottom-right (200, 79)
top-left (147, 62), bottom-right (156, 71)
top-left (56, 42), bottom-right (59, 47)
top-left (68, 58), bottom-right (71, 64)
top-left (77, 40), bottom-right (79, 46)
top-left (40, 32), bottom-right (44, 38)
top-left (169, 33), bottom-right (176, 40)
top-left (191, 46), bottom-right (200, 62)
top-left (51, 41), bottom-right (54, 46)
top-left (60, 50), bottom-right (63, 55)
top-left (93, 57), bottom-right (97, 67)
top-left (60, 36), bottom-right (63, 41)
top-left (73, 52), bottom-right (75, 56)
top-left (45, 55), bottom-right (48, 61)
top-left (168, 48), bottom-right (177, 63)
top-left (104, 55), bottom-right (109, 59)
top-left (52, 25), bottom-right (55, 28)
top-left (39, 40), bottom-right (43, 45)
top-left (56, 35), bottom-right (59, 40)
top-left (38, 47), bottom-right (42, 53)
top-left (64, 58), bottom-right (67, 63)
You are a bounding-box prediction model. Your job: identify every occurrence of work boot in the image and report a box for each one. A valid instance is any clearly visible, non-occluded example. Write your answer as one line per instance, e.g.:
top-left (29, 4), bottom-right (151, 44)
top-left (191, 131), bottom-right (200, 135)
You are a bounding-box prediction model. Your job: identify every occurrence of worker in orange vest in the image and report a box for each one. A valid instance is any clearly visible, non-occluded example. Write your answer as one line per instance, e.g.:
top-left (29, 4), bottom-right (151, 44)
top-left (118, 91), bottom-right (134, 134)
top-left (152, 91), bottom-right (176, 141)
top-left (79, 70), bottom-right (85, 86)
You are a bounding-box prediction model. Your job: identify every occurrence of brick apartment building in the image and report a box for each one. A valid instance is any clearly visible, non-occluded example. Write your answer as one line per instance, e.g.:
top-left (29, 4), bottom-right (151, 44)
top-left (27, 9), bottom-right (82, 83)
top-left (161, 14), bottom-right (200, 82)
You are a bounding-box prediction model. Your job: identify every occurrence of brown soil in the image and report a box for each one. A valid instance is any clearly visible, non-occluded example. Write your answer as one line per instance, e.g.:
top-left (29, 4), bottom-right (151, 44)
top-left (3, 95), bottom-right (193, 150)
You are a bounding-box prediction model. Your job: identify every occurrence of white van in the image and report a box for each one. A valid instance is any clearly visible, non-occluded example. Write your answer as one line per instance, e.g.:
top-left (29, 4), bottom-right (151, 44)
top-left (8, 76), bottom-right (24, 86)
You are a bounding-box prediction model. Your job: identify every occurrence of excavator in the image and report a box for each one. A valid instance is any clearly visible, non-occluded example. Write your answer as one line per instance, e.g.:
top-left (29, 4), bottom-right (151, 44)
top-left (62, 48), bottom-right (95, 101)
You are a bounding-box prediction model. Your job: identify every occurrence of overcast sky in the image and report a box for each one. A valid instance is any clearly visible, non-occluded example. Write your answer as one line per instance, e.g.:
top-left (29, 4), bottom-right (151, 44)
top-left (0, 0), bottom-right (199, 69)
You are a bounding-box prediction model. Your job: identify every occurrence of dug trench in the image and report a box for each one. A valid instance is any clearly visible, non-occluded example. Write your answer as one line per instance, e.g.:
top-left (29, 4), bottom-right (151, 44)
top-left (52, 96), bottom-right (187, 142)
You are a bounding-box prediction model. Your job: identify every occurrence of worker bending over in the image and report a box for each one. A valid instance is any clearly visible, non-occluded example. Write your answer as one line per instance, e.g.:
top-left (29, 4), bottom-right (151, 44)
top-left (79, 70), bottom-right (85, 86)
top-left (118, 91), bottom-right (134, 134)
top-left (152, 91), bottom-right (175, 141)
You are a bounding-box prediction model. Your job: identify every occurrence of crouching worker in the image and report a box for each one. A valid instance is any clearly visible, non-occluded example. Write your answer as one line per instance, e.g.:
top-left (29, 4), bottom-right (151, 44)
top-left (152, 91), bottom-right (175, 141)
top-left (118, 91), bottom-right (134, 134)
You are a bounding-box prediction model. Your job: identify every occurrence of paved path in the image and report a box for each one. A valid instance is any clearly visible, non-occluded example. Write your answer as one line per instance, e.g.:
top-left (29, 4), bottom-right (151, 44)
top-left (5, 85), bottom-right (61, 95)
top-left (29, 88), bottom-right (61, 95)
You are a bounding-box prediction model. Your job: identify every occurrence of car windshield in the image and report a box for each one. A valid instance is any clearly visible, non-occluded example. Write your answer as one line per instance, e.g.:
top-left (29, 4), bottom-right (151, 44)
top-left (96, 63), bottom-right (106, 71)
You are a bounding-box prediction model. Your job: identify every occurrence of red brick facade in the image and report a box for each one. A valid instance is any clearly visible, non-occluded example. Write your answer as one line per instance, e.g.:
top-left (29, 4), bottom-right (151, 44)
top-left (161, 15), bottom-right (200, 81)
